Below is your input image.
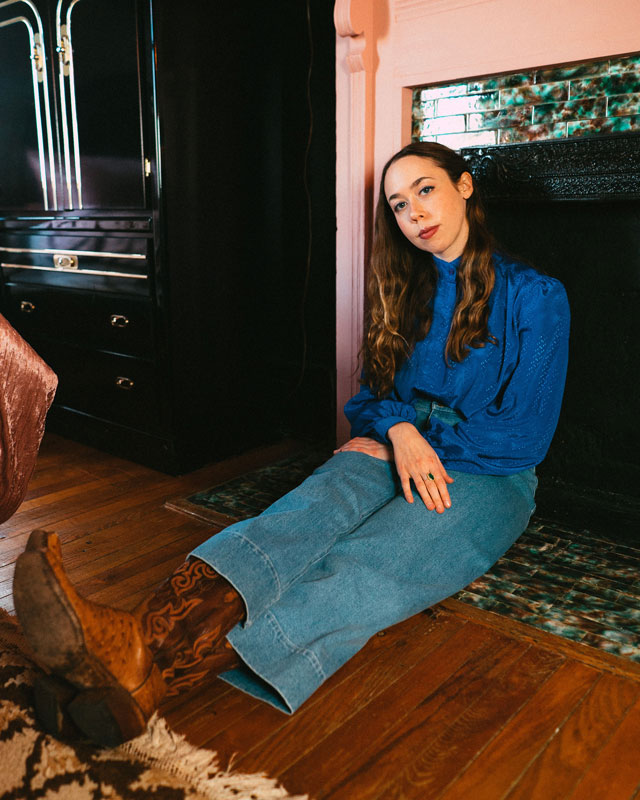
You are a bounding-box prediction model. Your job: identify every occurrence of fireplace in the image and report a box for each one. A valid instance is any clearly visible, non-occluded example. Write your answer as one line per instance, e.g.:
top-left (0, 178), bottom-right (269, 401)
top-left (461, 134), bottom-right (640, 534)
top-left (334, 0), bottom-right (640, 533)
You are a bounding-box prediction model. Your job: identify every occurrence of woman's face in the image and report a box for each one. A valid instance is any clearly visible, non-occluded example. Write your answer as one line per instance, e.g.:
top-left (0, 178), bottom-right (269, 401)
top-left (384, 155), bottom-right (473, 262)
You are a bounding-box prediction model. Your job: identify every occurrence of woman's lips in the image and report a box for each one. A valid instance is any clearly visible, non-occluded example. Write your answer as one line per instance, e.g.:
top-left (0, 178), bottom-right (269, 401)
top-left (419, 225), bottom-right (439, 240)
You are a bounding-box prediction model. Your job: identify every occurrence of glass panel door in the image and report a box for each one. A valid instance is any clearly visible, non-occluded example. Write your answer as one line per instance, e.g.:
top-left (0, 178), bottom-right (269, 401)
top-left (57, 0), bottom-right (145, 209)
top-left (0, 1), bottom-right (57, 210)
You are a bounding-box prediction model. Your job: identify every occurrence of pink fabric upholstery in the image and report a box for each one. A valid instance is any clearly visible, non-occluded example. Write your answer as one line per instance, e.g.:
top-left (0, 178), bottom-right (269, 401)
top-left (0, 315), bottom-right (57, 524)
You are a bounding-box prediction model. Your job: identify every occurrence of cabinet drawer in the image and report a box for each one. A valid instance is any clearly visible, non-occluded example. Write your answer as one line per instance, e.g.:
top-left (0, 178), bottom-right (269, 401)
top-left (34, 341), bottom-right (164, 434)
top-left (5, 284), bottom-right (154, 358)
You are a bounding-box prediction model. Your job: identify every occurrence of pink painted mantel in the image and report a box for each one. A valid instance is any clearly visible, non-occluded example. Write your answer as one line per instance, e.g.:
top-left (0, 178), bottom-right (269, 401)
top-left (334, 0), bottom-right (640, 442)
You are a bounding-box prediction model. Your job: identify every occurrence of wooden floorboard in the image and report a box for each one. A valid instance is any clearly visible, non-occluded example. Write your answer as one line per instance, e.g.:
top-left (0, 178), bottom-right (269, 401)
top-left (2, 432), bottom-right (640, 799)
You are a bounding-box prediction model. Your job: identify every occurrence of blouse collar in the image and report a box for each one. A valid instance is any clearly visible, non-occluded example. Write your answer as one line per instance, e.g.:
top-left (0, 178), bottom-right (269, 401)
top-left (433, 254), bottom-right (461, 283)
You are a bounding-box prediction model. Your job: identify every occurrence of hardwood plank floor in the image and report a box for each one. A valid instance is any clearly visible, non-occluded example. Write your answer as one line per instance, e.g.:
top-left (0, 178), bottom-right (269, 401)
top-left (2, 433), bottom-right (640, 799)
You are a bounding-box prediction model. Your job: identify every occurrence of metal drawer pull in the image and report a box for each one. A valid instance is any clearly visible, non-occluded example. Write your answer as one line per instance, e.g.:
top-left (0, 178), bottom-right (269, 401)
top-left (115, 376), bottom-right (135, 390)
top-left (20, 300), bottom-right (36, 313)
top-left (110, 314), bottom-right (129, 328)
top-left (53, 254), bottom-right (78, 270)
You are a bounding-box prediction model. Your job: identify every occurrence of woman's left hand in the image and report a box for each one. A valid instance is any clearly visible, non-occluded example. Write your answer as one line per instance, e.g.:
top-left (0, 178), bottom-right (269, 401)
top-left (333, 437), bottom-right (393, 461)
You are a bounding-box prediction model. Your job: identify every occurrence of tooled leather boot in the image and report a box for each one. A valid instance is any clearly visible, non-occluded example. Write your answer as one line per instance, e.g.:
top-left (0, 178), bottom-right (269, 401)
top-left (13, 530), bottom-right (245, 746)
top-left (133, 556), bottom-right (245, 697)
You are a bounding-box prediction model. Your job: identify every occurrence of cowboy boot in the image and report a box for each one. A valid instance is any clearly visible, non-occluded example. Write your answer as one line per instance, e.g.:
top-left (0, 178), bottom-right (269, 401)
top-left (133, 557), bottom-right (245, 697)
top-left (13, 530), bottom-right (244, 746)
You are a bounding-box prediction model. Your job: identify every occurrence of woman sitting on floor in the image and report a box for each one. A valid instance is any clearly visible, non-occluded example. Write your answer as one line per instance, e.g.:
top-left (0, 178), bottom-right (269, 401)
top-left (12, 141), bottom-right (570, 747)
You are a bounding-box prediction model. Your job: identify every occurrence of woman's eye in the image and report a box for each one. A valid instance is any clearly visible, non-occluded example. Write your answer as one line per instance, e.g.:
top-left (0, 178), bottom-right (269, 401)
top-left (393, 201), bottom-right (407, 212)
top-left (419, 185), bottom-right (434, 195)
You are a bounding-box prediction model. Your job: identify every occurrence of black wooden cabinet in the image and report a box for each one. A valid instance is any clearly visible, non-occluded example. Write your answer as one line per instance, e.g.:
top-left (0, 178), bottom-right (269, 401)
top-left (0, 0), bottom-right (292, 472)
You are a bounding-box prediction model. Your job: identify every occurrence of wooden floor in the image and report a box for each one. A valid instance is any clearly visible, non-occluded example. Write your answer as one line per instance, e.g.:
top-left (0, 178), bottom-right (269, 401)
top-left (2, 433), bottom-right (640, 800)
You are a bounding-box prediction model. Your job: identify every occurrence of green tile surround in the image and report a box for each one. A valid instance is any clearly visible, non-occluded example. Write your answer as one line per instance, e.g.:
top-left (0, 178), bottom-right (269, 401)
top-left (412, 53), bottom-right (640, 149)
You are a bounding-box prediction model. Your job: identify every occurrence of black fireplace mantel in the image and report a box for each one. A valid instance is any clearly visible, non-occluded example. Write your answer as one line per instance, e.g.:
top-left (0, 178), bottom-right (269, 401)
top-left (462, 132), bottom-right (640, 201)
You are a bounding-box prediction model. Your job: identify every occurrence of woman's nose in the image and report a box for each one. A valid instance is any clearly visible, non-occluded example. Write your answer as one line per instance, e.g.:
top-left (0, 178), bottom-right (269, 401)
top-left (409, 198), bottom-right (424, 220)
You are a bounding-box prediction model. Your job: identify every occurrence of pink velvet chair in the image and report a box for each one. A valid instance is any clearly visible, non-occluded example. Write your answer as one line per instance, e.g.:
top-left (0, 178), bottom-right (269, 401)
top-left (0, 315), bottom-right (57, 524)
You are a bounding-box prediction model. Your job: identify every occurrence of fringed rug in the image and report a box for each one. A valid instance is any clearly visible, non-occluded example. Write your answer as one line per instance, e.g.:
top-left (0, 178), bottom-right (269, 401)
top-left (0, 610), bottom-right (306, 800)
top-left (166, 451), bottom-right (640, 666)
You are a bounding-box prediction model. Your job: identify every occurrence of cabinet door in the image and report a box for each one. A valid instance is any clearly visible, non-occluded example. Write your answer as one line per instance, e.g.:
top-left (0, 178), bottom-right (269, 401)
top-left (56, 0), bottom-right (147, 209)
top-left (0, 1), bottom-right (57, 210)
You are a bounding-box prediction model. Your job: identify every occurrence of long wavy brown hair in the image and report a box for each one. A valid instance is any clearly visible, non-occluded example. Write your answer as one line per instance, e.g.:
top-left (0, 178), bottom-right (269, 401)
top-left (362, 141), bottom-right (496, 397)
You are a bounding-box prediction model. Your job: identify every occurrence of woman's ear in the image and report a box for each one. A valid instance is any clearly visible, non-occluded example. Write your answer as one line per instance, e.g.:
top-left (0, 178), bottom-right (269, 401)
top-left (458, 171), bottom-right (474, 199)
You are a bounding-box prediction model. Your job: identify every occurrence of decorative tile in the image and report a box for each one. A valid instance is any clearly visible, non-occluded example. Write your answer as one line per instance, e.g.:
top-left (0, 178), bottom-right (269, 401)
top-left (570, 72), bottom-right (640, 100)
top-left (467, 78), bottom-right (500, 93)
top-left (419, 84), bottom-right (468, 101)
top-left (500, 82), bottom-right (568, 107)
top-left (609, 55), bottom-right (640, 74)
top-left (537, 61), bottom-right (610, 83)
top-left (413, 52), bottom-right (640, 150)
top-left (498, 124), bottom-right (568, 144)
top-left (436, 92), bottom-right (499, 116)
top-left (413, 98), bottom-right (437, 120)
top-left (608, 92), bottom-right (640, 116)
top-left (568, 115), bottom-right (640, 138)
top-left (417, 115), bottom-right (466, 136)
top-left (533, 97), bottom-right (607, 124)
top-left (467, 106), bottom-right (533, 131)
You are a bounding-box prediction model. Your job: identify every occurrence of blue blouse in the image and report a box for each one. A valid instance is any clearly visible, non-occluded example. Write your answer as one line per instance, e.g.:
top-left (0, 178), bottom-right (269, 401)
top-left (344, 251), bottom-right (570, 475)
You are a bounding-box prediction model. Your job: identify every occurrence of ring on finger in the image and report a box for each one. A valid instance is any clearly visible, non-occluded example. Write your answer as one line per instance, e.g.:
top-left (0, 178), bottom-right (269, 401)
top-left (423, 472), bottom-right (435, 481)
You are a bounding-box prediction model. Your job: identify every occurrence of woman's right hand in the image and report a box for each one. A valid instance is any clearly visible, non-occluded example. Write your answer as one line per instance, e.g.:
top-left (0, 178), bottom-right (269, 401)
top-left (387, 422), bottom-right (454, 513)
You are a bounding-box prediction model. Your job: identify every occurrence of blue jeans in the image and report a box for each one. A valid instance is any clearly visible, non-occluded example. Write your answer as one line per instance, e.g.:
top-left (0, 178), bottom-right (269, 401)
top-left (190, 401), bottom-right (537, 713)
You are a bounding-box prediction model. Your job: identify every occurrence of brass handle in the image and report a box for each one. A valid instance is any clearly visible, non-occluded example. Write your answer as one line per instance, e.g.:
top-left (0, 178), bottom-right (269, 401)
top-left (20, 300), bottom-right (36, 313)
top-left (53, 253), bottom-right (78, 270)
top-left (110, 314), bottom-right (129, 328)
top-left (115, 376), bottom-right (134, 390)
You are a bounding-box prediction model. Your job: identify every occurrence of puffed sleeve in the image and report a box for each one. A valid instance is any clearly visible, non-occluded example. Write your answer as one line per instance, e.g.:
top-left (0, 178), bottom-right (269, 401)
top-left (344, 383), bottom-right (417, 442)
top-left (427, 276), bottom-right (570, 474)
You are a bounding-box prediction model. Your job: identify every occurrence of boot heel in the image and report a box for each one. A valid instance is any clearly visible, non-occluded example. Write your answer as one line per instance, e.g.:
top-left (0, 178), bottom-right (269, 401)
top-left (33, 673), bottom-right (84, 740)
top-left (68, 686), bottom-right (148, 748)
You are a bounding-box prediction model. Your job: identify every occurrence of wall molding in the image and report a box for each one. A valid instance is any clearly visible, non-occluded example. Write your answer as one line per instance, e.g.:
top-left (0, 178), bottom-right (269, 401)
top-left (394, 0), bottom-right (494, 22)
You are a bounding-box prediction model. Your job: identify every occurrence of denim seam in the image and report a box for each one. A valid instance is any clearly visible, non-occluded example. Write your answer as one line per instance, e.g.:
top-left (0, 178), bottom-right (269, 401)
top-left (264, 610), bottom-right (327, 682)
top-left (282, 491), bottom-right (398, 594)
top-left (230, 531), bottom-right (282, 601)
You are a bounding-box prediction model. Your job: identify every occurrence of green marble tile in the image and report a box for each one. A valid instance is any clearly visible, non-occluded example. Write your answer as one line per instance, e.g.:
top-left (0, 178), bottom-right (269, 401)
top-left (580, 632), bottom-right (640, 659)
top-left (417, 115), bottom-right (466, 136)
top-left (537, 61), bottom-right (610, 83)
top-left (467, 78), bottom-right (499, 93)
top-left (500, 82), bottom-right (568, 107)
top-left (466, 574), bottom-right (521, 596)
top-left (413, 99), bottom-right (437, 120)
top-left (568, 116), bottom-right (640, 138)
top-left (570, 72), bottom-right (640, 99)
top-left (437, 92), bottom-right (499, 116)
top-left (608, 92), bottom-right (640, 116)
top-left (419, 84), bottom-right (467, 100)
top-left (454, 591), bottom-right (498, 611)
top-left (533, 97), bottom-right (607, 124)
top-left (608, 55), bottom-right (640, 74)
top-left (532, 617), bottom-right (586, 642)
top-left (467, 106), bottom-right (533, 131)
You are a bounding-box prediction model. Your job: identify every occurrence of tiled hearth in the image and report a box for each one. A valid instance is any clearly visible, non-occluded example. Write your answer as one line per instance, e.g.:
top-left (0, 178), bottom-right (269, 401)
top-left (456, 519), bottom-right (640, 663)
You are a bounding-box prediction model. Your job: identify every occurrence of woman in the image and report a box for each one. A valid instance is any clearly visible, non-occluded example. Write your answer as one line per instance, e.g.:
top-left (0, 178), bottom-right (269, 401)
top-left (13, 142), bottom-right (570, 747)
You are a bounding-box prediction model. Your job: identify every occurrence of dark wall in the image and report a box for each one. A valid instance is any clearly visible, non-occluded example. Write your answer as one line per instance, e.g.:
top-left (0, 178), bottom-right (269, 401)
top-left (154, 0), bottom-right (336, 450)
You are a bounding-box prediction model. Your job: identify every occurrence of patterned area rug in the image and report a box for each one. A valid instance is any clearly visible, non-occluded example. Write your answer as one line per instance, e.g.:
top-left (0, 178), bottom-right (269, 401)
top-left (165, 449), bottom-right (331, 526)
top-left (0, 611), bottom-right (306, 800)
top-left (166, 450), bottom-right (640, 666)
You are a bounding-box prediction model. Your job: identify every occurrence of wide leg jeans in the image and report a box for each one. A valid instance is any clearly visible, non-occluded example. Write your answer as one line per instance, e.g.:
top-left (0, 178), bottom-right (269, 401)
top-left (190, 404), bottom-right (537, 713)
